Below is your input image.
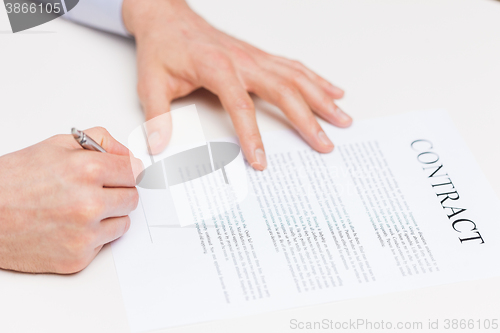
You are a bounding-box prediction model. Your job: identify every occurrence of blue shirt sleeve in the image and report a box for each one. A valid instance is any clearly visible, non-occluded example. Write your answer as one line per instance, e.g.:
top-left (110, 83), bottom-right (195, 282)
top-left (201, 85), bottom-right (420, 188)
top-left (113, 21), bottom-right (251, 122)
top-left (63, 0), bottom-right (130, 37)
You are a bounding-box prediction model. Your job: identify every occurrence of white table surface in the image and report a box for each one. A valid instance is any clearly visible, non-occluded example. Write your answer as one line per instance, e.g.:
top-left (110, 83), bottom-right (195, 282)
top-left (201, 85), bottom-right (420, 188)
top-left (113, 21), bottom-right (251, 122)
top-left (1, 1), bottom-right (499, 332)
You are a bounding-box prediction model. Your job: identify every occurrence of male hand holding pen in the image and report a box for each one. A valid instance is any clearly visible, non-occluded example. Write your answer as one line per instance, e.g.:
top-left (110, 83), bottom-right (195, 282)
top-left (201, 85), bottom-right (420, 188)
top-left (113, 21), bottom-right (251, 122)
top-left (0, 128), bottom-right (142, 274)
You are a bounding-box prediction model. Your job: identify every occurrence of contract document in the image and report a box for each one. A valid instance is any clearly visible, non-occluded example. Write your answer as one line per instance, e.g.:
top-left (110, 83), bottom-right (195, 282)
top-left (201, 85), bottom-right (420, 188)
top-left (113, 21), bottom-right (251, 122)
top-left (112, 109), bottom-right (500, 333)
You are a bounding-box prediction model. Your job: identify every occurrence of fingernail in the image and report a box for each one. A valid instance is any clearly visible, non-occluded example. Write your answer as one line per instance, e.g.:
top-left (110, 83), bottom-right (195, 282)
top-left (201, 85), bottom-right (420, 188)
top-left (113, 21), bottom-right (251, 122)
top-left (148, 132), bottom-right (161, 154)
top-left (132, 158), bottom-right (145, 184)
top-left (148, 132), bottom-right (161, 147)
top-left (335, 106), bottom-right (352, 124)
top-left (318, 131), bottom-right (334, 148)
top-left (251, 148), bottom-right (267, 171)
top-left (124, 217), bottom-right (131, 233)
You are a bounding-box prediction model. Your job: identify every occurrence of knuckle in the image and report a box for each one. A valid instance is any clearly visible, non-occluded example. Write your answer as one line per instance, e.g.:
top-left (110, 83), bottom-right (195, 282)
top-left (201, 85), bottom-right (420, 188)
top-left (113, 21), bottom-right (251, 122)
top-left (230, 45), bottom-right (258, 69)
top-left (233, 96), bottom-right (254, 111)
top-left (275, 82), bottom-right (297, 100)
top-left (66, 155), bottom-right (99, 184)
top-left (81, 159), bottom-right (104, 179)
top-left (289, 69), bottom-right (306, 83)
top-left (207, 52), bottom-right (233, 72)
top-left (68, 154), bottom-right (94, 182)
top-left (56, 237), bottom-right (95, 274)
top-left (290, 59), bottom-right (305, 70)
top-left (76, 197), bottom-right (103, 222)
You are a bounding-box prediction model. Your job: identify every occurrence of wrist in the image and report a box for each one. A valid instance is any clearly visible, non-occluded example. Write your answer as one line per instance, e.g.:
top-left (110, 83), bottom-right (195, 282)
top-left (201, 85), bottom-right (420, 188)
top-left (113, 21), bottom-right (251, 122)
top-left (122, 0), bottom-right (192, 37)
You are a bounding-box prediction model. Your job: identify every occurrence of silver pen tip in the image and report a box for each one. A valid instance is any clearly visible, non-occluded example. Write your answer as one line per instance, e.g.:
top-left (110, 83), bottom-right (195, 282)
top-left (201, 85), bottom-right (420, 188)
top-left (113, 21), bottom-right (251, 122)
top-left (71, 128), bottom-right (82, 139)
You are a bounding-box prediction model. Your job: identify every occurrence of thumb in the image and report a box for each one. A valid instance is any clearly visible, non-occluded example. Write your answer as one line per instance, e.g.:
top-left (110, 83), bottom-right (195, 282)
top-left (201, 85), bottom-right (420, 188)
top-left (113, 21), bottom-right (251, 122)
top-left (138, 71), bottom-right (173, 155)
top-left (82, 126), bottom-right (144, 182)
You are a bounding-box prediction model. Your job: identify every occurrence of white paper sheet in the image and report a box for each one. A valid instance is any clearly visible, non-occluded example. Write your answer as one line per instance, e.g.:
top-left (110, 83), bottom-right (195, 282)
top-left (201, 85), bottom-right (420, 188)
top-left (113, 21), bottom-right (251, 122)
top-left (112, 110), bottom-right (500, 333)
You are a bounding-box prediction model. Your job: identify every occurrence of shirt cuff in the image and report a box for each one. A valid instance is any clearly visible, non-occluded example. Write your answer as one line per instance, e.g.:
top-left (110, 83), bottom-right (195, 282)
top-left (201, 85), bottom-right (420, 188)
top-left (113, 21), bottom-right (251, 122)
top-left (63, 0), bottom-right (130, 37)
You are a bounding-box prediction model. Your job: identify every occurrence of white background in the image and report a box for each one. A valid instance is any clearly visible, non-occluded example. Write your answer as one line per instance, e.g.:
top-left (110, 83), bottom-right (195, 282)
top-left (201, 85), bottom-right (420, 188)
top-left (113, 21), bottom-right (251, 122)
top-left (0, 0), bottom-right (499, 332)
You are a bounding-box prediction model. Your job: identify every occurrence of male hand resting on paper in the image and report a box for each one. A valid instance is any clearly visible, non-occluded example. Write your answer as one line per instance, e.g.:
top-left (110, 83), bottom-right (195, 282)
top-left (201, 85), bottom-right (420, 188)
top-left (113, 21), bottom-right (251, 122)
top-left (0, 128), bottom-right (142, 274)
top-left (122, 0), bottom-right (352, 170)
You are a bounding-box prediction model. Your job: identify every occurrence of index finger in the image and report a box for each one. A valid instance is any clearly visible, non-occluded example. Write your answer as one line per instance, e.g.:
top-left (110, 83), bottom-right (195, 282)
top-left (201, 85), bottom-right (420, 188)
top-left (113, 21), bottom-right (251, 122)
top-left (79, 152), bottom-right (143, 187)
top-left (83, 127), bottom-right (130, 156)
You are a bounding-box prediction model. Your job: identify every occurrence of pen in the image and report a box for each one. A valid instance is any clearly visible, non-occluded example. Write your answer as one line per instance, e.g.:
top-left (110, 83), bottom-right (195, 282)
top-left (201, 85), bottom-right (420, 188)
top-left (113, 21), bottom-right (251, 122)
top-left (71, 128), bottom-right (107, 153)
